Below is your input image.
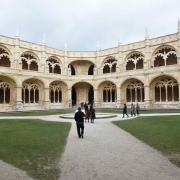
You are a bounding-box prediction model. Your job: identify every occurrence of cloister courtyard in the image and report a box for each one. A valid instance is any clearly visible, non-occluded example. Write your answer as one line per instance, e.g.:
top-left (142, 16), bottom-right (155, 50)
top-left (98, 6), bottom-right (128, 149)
top-left (0, 108), bottom-right (180, 180)
top-left (0, 3), bottom-right (180, 179)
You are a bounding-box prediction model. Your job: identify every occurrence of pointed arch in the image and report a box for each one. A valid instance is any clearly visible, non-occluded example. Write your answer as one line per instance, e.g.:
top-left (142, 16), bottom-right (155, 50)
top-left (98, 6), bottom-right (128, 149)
top-left (49, 81), bottom-right (67, 103)
top-left (20, 51), bottom-right (39, 71)
top-left (0, 46), bottom-right (11, 67)
top-left (22, 78), bottom-right (44, 104)
top-left (0, 75), bottom-right (16, 105)
top-left (98, 81), bottom-right (117, 103)
top-left (153, 45), bottom-right (177, 67)
top-left (46, 56), bottom-right (62, 74)
top-left (150, 75), bottom-right (179, 102)
top-left (126, 52), bottom-right (144, 71)
top-left (102, 56), bottom-right (117, 74)
top-left (121, 78), bottom-right (145, 103)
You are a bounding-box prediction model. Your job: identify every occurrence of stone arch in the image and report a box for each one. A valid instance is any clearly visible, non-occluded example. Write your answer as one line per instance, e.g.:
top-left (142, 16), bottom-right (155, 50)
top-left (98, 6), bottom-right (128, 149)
top-left (121, 78), bottom-right (145, 103)
top-left (46, 56), bottom-right (62, 74)
top-left (102, 56), bottom-right (117, 74)
top-left (98, 81), bottom-right (117, 103)
top-left (49, 80), bottom-right (68, 104)
top-left (20, 51), bottom-right (39, 71)
top-left (125, 52), bottom-right (144, 71)
top-left (22, 78), bottom-right (44, 104)
top-left (68, 60), bottom-right (95, 75)
top-left (71, 81), bottom-right (94, 106)
top-left (0, 75), bottom-right (16, 105)
top-left (152, 45), bottom-right (177, 67)
top-left (0, 45), bottom-right (11, 67)
top-left (150, 75), bottom-right (179, 103)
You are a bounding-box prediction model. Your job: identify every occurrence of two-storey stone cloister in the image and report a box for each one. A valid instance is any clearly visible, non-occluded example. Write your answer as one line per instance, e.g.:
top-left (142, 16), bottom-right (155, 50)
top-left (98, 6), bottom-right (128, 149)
top-left (0, 28), bottom-right (180, 111)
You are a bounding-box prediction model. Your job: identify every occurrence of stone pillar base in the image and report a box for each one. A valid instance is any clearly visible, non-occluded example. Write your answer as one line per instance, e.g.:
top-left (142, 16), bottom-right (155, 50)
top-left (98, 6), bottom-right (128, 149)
top-left (178, 100), bottom-right (180, 108)
top-left (116, 101), bottom-right (121, 108)
top-left (43, 101), bottom-right (50, 110)
top-left (15, 101), bottom-right (23, 111)
top-left (94, 101), bottom-right (101, 108)
top-left (144, 99), bottom-right (152, 109)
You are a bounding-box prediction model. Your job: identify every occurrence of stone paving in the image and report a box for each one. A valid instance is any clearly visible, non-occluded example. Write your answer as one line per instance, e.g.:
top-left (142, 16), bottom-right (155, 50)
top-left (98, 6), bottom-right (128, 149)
top-left (0, 160), bottom-right (34, 180)
top-left (0, 113), bottom-right (180, 180)
top-left (58, 114), bottom-right (180, 180)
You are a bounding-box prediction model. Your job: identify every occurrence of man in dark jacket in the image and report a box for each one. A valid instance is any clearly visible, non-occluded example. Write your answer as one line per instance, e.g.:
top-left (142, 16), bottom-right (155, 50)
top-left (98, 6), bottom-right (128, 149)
top-left (74, 107), bottom-right (85, 138)
top-left (122, 103), bottom-right (129, 118)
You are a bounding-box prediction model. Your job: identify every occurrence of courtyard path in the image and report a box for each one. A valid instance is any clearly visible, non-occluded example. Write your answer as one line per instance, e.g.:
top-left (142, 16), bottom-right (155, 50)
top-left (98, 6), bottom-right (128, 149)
top-left (57, 114), bottom-right (180, 180)
top-left (0, 160), bottom-right (34, 180)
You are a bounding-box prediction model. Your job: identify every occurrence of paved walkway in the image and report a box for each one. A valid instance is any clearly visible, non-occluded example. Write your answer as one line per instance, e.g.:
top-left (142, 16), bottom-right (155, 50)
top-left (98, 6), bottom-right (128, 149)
top-left (0, 160), bottom-right (34, 180)
top-left (57, 114), bottom-right (180, 180)
top-left (1, 113), bottom-right (180, 180)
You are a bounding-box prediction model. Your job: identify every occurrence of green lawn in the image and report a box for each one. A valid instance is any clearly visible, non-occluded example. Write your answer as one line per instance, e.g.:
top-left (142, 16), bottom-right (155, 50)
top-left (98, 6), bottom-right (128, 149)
top-left (0, 119), bottom-right (71, 180)
top-left (0, 108), bottom-right (75, 116)
top-left (113, 116), bottom-right (180, 167)
top-left (0, 108), bottom-right (180, 117)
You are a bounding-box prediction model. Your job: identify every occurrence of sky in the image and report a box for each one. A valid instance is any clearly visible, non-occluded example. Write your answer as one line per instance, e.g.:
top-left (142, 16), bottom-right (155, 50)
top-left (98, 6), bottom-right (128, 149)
top-left (0, 0), bottom-right (180, 51)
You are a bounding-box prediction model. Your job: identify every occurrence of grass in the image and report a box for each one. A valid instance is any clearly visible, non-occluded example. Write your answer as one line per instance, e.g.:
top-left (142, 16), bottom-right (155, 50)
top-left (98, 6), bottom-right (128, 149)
top-left (0, 108), bottom-right (75, 116)
top-left (0, 119), bottom-right (71, 180)
top-left (0, 108), bottom-right (180, 117)
top-left (113, 116), bottom-right (180, 167)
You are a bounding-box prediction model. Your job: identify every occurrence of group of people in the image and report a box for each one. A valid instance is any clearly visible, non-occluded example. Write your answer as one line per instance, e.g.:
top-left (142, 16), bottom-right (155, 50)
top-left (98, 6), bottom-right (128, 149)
top-left (122, 103), bottom-right (140, 118)
top-left (84, 102), bottom-right (96, 123)
top-left (74, 102), bottom-right (96, 139)
top-left (74, 102), bottom-right (140, 139)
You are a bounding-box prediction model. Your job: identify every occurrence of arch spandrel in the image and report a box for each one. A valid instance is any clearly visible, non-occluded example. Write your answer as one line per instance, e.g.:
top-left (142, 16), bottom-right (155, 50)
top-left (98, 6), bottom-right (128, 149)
top-left (68, 59), bottom-right (95, 65)
top-left (149, 74), bottom-right (179, 86)
top-left (97, 80), bottom-right (118, 89)
top-left (119, 77), bottom-right (145, 88)
top-left (0, 44), bottom-right (12, 56)
top-left (47, 56), bottom-right (63, 64)
top-left (22, 78), bottom-right (45, 88)
top-left (20, 51), bottom-right (39, 61)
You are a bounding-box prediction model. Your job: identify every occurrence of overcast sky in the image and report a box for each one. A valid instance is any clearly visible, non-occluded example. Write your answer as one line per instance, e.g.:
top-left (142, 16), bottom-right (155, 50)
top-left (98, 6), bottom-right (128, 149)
top-left (0, 0), bottom-right (180, 51)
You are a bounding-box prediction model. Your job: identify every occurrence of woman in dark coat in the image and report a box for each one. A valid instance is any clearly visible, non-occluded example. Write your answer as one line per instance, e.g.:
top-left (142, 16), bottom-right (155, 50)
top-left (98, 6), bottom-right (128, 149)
top-left (85, 105), bottom-right (90, 123)
top-left (122, 103), bottom-right (129, 118)
top-left (90, 105), bottom-right (96, 123)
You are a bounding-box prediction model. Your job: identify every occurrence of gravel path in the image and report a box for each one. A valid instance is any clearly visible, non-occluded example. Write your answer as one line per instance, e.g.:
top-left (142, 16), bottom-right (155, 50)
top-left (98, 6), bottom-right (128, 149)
top-left (0, 160), bottom-right (34, 180)
top-left (58, 115), bottom-right (180, 180)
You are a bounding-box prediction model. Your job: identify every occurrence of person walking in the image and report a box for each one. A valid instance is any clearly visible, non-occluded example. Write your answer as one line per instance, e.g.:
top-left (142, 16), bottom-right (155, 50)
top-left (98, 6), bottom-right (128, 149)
top-left (122, 103), bottom-right (129, 118)
top-left (90, 105), bottom-right (96, 123)
top-left (74, 107), bottom-right (85, 138)
top-left (130, 103), bottom-right (136, 117)
top-left (136, 103), bottom-right (140, 116)
top-left (84, 104), bottom-right (90, 123)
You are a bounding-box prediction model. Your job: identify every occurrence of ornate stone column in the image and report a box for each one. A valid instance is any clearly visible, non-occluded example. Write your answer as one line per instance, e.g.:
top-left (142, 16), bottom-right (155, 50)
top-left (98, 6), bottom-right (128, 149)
top-left (93, 88), bottom-right (98, 107)
top-left (144, 85), bottom-right (151, 108)
top-left (68, 88), bottom-right (72, 107)
top-left (93, 66), bottom-right (97, 75)
top-left (15, 86), bottom-right (23, 111)
top-left (44, 87), bottom-right (50, 110)
top-left (116, 87), bottom-right (121, 108)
